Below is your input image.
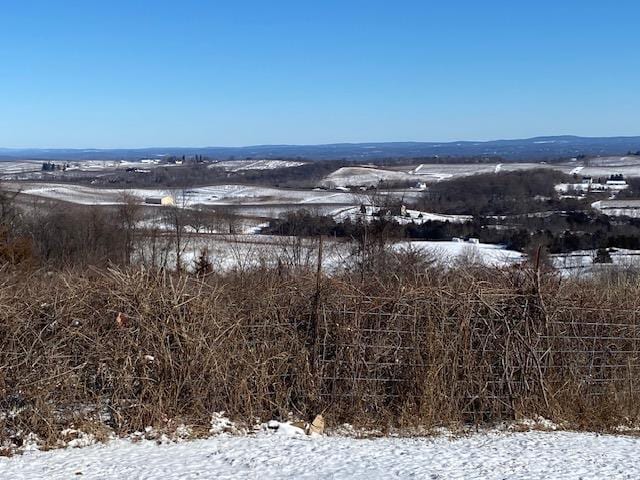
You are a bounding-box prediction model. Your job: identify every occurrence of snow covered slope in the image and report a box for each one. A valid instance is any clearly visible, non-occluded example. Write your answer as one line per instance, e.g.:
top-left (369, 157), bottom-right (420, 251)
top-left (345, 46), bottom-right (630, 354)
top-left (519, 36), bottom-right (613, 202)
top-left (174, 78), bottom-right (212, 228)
top-left (1, 431), bottom-right (638, 479)
top-left (331, 205), bottom-right (472, 224)
top-left (393, 240), bottom-right (524, 267)
top-left (319, 166), bottom-right (422, 188)
top-left (209, 159), bottom-right (306, 172)
top-left (11, 183), bottom-right (364, 207)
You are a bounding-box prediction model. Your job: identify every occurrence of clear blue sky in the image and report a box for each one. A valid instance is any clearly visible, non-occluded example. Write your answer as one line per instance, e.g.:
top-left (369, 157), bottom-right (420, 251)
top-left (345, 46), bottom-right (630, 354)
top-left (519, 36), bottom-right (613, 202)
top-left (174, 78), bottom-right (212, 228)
top-left (1, 0), bottom-right (638, 148)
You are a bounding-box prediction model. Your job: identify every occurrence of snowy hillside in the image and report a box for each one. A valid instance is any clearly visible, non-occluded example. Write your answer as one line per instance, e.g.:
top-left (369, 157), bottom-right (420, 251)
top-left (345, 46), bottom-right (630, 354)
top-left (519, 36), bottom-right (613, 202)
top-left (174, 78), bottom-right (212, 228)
top-left (393, 240), bottom-right (525, 267)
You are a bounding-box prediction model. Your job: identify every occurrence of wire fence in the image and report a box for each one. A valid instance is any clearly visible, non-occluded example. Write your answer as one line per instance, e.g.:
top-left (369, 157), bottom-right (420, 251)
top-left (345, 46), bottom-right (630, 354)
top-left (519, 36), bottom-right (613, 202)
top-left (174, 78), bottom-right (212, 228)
top-left (313, 292), bottom-right (640, 419)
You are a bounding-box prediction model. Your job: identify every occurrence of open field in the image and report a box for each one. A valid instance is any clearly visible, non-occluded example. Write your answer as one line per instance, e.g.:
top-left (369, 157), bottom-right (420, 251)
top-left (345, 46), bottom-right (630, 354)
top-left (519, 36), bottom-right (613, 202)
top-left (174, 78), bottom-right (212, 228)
top-left (329, 205), bottom-right (473, 226)
top-left (134, 234), bottom-right (524, 273)
top-left (316, 156), bottom-right (640, 188)
top-left (9, 182), bottom-right (365, 207)
top-left (0, 160), bottom-right (43, 176)
top-left (208, 159), bottom-right (307, 171)
top-left (318, 163), bottom-right (549, 187)
top-left (319, 166), bottom-right (427, 187)
top-left (0, 158), bottom-right (164, 176)
top-left (5, 155), bottom-right (640, 192)
top-left (551, 248), bottom-right (640, 276)
top-left (134, 234), bottom-right (636, 276)
top-left (6, 182), bottom-right (428, 221)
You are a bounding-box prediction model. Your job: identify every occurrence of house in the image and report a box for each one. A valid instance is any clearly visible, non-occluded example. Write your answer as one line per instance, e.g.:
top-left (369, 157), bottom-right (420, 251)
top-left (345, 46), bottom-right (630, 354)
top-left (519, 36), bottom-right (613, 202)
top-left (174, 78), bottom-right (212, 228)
top-left (144, 195), bottom-right (175, 206)
top-left (605, 174), bottom-right (627, 187)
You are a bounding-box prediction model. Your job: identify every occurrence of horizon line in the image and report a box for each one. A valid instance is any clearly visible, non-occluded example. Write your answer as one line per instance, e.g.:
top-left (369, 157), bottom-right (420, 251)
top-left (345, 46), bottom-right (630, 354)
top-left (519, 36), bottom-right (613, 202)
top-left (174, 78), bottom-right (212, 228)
top-left (2, 134), bottom-right (640, 151)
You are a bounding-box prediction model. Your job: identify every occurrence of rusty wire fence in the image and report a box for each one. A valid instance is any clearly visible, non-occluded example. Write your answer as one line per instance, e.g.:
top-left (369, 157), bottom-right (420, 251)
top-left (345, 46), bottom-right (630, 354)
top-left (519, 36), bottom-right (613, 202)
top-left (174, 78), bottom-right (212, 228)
top-left (313, 291), bottom-right (640, 420)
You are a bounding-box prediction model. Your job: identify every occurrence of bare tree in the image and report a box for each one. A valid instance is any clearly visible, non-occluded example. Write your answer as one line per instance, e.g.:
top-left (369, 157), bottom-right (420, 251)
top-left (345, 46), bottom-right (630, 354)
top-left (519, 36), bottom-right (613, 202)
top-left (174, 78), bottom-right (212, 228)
top-left (0, 183), bottom-right (20, 227)
top-left (187, 205), bottom-right (214, 234)
top-left (163, 205), bottom-right (190, 271)
top-left (116, 193), bottom-right (142, 265)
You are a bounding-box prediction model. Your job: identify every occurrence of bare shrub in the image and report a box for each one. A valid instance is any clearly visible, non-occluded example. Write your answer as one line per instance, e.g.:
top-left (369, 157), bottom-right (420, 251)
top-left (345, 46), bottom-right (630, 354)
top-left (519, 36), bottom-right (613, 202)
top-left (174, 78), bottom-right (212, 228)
top-left (1, 262), bottom-right (640, 449)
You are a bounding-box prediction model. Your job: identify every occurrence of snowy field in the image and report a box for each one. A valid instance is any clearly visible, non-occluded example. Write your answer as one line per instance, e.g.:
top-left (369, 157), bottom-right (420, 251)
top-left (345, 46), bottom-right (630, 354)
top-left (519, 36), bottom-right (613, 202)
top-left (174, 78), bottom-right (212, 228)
top-left (317, 157), bottom-right (640, 189)
top-left (319, 163), bottom-right (551, 188)
top-left (11, 182), bottom-right (366, 208)
top-left (331, 205), bottom-right (472, 224)
top-left (412, 162), bottom-right (549, 180)
top-left (2, 430), bottom-right (639, 479)
top-left (209, 159), bottom-right (306, 171)
top-left (555, 182), bottom-right (628, 193)
top-left (9, 182), bottom-right (428, 220)
top-left (0, 159), bottom-right (167, 178)
top-left (319, 166), bottom-right (427, 187)
top-left (0, 160), bottom-right (43, 178)
top-left (173, 235), bottom-right (352, 272)
top-left (159, 237), bottom-right (640, 276)
top-left (170, 237), bottom-right (524, 273)
top-left (394, 240), bottom-right (525, 267)
top-left (551, 248), bottom-right (640, 276)
top-left (130, 234), bottom-right (525, 273)
top-left (551, 156), bottom-right (640, 179)
top-left (584, 155), bottom-right (640, 167)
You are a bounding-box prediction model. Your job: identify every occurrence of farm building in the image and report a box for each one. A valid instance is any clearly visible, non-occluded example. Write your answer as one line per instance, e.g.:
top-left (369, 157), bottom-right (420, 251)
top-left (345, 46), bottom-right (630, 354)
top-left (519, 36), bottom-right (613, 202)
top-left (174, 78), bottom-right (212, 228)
top-left (144, 195), bottom-right (175, 206)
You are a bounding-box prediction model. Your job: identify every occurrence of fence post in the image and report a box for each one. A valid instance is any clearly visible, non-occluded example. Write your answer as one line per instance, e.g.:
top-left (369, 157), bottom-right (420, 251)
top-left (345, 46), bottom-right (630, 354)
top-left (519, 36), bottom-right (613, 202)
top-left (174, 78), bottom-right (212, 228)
top-left (311, 236), bottom-right (324, 373)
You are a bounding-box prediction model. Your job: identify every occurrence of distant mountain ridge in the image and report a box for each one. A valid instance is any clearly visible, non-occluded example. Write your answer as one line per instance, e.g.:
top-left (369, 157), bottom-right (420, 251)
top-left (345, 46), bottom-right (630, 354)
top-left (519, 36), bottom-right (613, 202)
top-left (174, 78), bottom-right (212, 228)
top-left (1, 135), bottom-right (639, 161)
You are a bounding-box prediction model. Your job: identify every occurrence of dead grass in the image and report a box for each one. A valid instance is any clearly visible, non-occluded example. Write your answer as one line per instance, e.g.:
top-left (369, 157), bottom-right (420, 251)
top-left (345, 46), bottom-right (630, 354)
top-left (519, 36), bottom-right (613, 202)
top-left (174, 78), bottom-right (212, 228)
top-left (1, 261), bottom-right (640, 448)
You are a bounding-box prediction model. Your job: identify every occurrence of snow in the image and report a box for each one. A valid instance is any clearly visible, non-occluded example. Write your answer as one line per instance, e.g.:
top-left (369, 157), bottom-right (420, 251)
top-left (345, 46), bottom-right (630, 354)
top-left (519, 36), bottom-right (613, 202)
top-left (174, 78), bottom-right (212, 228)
top-left (331, 205), bottom-right (472, 225)
top-left (319, 166), bottom-right (422, 188)
top-left (209, 159), bottom-right (305, 172)
top-left (11, 183), bottom-right (365, 209)
top-left (11, 182), bottom-right (424, 222)
top-left (320, 160), bottom-right (640, 189)
top-left (394, 240), bottom-right (525, 267)
top-left (555, 182), bottom-right (628, 193)
top-left (174, 235), bottom-right (351, 273)
top-left (592, 200), bottom-right (640, 218)
top-left (585, 155), bottom-right (640, 168)
top-left (0, 160), bottom-right (43, 175)
top-left (552, 248), bottom-right (640, 276)
top-left (2, 431), bottom-right (639, 479)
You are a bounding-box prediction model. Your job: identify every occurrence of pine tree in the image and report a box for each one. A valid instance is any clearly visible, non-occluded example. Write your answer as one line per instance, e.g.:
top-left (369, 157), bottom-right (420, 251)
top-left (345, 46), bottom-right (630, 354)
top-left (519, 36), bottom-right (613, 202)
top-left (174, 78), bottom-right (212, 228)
top-left (194, 248), bottom-right (213, 276)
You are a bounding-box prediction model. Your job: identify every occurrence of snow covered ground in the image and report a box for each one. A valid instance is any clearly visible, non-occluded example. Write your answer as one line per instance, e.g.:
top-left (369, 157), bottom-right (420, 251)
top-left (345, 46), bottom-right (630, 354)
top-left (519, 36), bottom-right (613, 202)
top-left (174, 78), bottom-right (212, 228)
top-left (394, 240), bottom-right (525, 267)
top-left (331, 205), bottom-right (472, 224)
top-left (0, 159), bottom-right (169, 179)
top-left (319, 166), bottom-right (425, 188)
top-left (135, 235), bottom-right (524, 274)
top-left (173, 235), bottom-right (351, 272)
top-left (318, 163), bottom-right (555, 188)
top-left (319, 158), bottom-right (640, 190)
top-left (387, 207), bottom-right (473, 224)
top-left (11, 182), bottom-right (365, 209)
top-left (551, 248), bottom-right (640, 276)
top-left (209, 159), bottom-right (306, 171)
top-left (555, 182), bottom-right (628, 193)
top-left (2, 430), bottom-right (639, 479)
top-left (592, 200), bottom-right (640, 219)
top-left (0, 160), bottom-right (43, 175)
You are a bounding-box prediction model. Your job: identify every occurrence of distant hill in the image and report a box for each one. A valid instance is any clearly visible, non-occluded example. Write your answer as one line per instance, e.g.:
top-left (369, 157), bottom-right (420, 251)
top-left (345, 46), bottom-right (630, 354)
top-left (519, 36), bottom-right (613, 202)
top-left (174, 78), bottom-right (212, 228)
top-left (1, 135), bottom-right (639, 162)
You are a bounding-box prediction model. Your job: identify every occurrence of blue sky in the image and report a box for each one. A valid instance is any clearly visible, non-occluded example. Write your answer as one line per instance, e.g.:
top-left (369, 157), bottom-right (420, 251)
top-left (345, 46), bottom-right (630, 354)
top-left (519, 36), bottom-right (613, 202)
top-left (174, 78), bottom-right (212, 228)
top-left (1, 0), bottom-right (638, 148)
